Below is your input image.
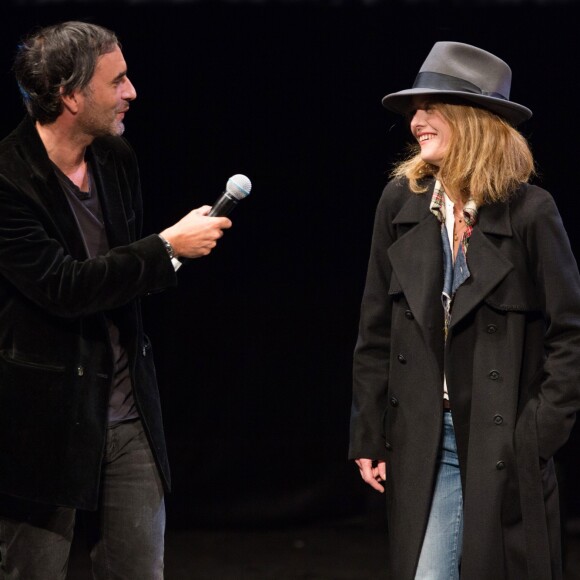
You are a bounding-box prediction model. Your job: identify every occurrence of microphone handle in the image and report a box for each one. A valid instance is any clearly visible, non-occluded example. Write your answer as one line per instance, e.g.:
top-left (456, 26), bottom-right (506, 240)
top-left (176, 192), bottom-right (238, 267)
top-left (208, 192), bottom-right (239, 217)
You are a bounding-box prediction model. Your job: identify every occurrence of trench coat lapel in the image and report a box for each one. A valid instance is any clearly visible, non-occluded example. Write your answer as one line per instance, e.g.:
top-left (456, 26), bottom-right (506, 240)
top-left (388, 192), bottom-right (516, 335)
top-left (388, 192), bottom-right (443, 335)
top-left (449, 201), bottom-right (514, 329)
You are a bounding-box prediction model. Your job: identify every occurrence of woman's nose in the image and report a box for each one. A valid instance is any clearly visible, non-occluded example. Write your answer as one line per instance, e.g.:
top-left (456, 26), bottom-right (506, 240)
top-left (410, 108), bottom-right (429, 131)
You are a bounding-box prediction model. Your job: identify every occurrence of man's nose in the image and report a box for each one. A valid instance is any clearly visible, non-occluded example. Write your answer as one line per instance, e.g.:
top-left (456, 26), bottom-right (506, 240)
top-left (123, 77), bottom-right (137, 101)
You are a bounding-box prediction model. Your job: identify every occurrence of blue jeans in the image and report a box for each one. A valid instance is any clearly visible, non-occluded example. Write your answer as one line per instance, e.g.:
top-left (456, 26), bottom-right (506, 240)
top-left (415, 410), bottom-right (464, 580)
top-left (0, 419), bottom-right (165, 580)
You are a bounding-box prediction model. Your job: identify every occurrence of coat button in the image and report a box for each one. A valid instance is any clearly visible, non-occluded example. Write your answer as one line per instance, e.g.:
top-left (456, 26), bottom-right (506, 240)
top-left (488, 370), bottom-right (500, 381)
top-left (493, 414), bottom-right (504, 425)
top-left (385, 442), bottom-right (393, 450)
top-left (486, 324), bottom-right (498, 334)
top-left (404, 310), bottom-right (414, 320)
top-left (390, 397), bottom-right (399, 407)
top-left (397, 354), bottom-right (407, 364)
top-left (77, 365), bottom-right (84, 377)
top-left (496, 460), bottom-right (506, 470)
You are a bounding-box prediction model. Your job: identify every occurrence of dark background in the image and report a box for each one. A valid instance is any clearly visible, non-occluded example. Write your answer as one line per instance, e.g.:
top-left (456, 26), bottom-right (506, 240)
top-left (1, 0), bottom-right (579, 542)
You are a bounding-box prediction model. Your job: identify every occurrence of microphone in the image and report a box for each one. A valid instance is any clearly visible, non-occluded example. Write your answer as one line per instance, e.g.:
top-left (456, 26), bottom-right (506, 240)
top-left (208, 174), bottom-right (252, 217)
top-left (174, 174), bottom-right (251, 269)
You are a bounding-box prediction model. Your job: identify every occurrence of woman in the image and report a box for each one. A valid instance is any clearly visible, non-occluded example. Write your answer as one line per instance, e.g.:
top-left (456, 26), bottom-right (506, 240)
top-left (349, 41), bottom-right (580, 579)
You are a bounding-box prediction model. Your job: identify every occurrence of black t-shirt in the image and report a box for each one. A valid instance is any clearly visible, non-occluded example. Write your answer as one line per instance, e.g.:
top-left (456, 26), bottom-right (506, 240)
top-left (54, 162), bottom-right (138, 424)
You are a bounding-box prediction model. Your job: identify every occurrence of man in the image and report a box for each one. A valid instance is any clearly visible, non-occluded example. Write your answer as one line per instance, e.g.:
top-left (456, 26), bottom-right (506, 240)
top-left (0, 21), bottom-right (231, 579)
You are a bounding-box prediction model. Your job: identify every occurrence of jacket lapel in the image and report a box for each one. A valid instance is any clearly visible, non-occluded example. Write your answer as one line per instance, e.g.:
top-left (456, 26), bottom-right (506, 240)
top-left (449, 201), bottom-right (514, 329)
top-left (89, 145), bottom-right (131, 248)
top-left (388, 191), bottom-right (443, 334)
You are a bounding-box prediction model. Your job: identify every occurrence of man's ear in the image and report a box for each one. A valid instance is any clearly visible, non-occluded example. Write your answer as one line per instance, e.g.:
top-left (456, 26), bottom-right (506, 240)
top-left (60, 87), bottom-right (81, 115)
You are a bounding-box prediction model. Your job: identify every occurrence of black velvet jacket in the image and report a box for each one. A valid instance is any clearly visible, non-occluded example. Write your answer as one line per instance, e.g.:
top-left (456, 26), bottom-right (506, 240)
top-left (0, 117), bottom-right (177, 509)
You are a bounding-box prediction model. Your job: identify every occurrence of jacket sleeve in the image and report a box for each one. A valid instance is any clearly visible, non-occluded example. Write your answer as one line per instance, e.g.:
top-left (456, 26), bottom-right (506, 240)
top-left (523, 186), bottom-right (580, 461)
top-left (349, 180), bottom-right (403, 460)
top-left (0, 171), bottom-right (177, 319)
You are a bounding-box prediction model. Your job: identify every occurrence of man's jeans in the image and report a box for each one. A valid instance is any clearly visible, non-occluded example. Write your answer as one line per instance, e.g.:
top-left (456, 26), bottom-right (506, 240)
top-left (0, 418), bottom-right (165, 580)
top-left (415, 410), bottom-right (464, 580)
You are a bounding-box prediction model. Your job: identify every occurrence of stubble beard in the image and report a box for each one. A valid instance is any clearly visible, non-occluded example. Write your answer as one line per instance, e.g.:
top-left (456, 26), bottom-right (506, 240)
top-left (80, 94), bottom-right (126, 138)
top-left (81, 111), bottom-right (125, 138)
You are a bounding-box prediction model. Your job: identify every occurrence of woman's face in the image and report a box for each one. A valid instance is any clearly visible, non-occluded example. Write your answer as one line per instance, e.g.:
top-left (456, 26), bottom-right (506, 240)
top-left (409, 102), bottom-right (451, 167)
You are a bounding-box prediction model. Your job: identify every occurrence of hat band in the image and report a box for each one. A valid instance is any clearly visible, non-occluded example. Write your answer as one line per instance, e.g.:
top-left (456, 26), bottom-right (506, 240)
top-left (413, 71), bottom-right (507, 100)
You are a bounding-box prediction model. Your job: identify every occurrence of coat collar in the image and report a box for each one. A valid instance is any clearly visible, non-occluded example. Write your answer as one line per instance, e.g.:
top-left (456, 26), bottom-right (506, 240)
top-left (391, 179), bottom-right (513, 235)
top-left (477, 196), bottom-right (512, 237)
top-left (388, 180), bottom-right (515, 333)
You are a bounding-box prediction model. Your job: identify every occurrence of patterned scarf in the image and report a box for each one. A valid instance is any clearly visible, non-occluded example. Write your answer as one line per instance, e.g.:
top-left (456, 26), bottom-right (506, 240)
top-left (429, 180), bottom-right (479, 337)
top-left (429, 180), bottom-right (478, 253)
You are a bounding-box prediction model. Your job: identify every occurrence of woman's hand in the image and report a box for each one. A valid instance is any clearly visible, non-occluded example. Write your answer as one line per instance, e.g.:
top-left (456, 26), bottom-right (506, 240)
top-left (355, 458), bottom-right (386, 493)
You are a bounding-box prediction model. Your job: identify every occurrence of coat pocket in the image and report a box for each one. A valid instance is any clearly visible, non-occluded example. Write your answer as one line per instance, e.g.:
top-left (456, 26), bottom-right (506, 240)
top-left (0, 351), bottom-right (69, 467)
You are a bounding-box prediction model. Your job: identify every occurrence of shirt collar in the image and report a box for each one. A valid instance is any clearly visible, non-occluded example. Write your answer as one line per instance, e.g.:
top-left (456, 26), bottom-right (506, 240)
top-left (429, 179), bottom-right (479, 226)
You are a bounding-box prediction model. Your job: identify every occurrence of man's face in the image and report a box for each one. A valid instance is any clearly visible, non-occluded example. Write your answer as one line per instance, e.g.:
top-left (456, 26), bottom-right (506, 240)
top-left (77, 45), bottom-right (137, 138)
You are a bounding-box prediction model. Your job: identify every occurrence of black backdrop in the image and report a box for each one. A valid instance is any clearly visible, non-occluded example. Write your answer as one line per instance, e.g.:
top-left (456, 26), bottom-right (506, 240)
top-left (1, 1), bottom-right (579, 530)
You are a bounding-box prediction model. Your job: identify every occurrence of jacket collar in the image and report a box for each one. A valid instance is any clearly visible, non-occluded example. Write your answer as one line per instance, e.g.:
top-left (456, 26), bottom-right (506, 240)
top-left (14, 116), bottom-right (58, 183)
top-left (14, 116), bottom-right (113, 180)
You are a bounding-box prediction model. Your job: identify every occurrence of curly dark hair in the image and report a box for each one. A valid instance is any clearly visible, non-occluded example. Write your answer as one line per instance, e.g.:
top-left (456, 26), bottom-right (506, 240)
top-left (14, 21), bottom-right (119, 124)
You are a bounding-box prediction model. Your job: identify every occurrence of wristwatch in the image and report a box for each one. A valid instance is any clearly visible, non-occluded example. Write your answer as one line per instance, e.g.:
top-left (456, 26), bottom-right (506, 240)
top-left (158, 234), bottom-right (175, 260)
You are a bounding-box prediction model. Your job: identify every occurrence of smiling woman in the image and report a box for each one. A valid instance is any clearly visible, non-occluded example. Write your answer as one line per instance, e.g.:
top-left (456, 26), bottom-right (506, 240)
top-left (350, 41), bottom-right (580, 580)
top-left (408, 103), bottom-right (451, 167)
top-left (392, 100), bottom-right (535, 208)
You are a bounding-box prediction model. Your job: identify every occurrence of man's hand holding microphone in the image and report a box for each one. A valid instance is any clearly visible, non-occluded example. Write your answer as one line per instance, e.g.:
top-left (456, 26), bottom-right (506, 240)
top-left (159, 174), bottom-right (251, 261)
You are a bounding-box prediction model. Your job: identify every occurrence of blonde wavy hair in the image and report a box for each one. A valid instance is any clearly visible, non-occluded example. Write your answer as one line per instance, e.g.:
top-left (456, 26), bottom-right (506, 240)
top-left (390, 101), bottom-right (535, 205)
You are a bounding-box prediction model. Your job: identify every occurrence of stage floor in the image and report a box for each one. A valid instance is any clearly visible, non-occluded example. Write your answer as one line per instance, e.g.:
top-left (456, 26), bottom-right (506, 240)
top-left (68, 519), bottom-right (580, 579)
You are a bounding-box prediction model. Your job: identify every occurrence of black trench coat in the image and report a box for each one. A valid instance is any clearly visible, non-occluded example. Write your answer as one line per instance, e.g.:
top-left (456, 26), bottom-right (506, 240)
top-left (0, 117), bottom-right (177, 510)
top-left (349, 178), bottom-right (580, 579)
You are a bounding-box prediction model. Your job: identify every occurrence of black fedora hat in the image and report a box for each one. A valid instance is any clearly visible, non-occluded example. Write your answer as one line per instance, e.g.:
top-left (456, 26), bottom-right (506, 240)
top-left (382, 41), bottom-right (532, 125)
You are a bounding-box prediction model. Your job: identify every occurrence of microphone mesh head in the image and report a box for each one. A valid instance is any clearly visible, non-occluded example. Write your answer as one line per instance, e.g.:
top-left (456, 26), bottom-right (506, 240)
top-left (226, 174), bottom-right (252, 200)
